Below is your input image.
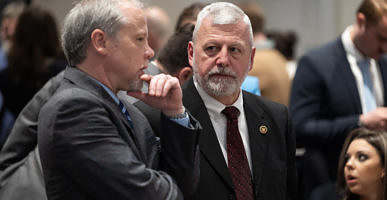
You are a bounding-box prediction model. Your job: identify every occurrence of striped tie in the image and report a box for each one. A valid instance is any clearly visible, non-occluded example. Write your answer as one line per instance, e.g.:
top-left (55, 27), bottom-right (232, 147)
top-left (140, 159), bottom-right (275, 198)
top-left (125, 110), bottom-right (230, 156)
top-left (118, 101), bottom-right (134, 129)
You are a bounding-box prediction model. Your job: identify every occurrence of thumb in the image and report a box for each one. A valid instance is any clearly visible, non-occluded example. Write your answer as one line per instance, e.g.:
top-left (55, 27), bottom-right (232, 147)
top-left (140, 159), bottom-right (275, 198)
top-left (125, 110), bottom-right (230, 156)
top-left (140, 74), bottom-right (152, 83)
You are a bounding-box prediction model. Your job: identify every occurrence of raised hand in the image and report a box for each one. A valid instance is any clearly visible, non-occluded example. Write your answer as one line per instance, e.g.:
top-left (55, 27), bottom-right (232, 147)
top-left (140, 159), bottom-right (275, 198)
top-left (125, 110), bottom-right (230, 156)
top-left (127, 74), bottom-right (185, 117)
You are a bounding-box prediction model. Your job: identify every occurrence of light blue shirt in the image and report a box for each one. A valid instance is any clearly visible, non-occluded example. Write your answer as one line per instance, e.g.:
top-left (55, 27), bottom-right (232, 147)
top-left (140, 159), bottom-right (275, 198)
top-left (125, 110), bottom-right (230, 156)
top-left (241, 76), bottom-right (261, 96)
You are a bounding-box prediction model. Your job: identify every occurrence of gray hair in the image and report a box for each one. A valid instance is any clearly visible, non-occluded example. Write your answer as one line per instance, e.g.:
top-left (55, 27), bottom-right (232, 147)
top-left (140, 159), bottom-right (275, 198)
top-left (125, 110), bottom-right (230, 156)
top-left (61, 0), bottom-right (143, 66)
top-left (192, 2), bottom-right (253, 47)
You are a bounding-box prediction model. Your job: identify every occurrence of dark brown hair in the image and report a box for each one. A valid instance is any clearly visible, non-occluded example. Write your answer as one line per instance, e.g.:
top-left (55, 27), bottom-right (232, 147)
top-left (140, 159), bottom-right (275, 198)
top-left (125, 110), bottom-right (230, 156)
top-left (175, 2), bottom-right (207, 31)
top-left (7, 6), bottom-right (61, 88)
top-left (357, 0), bottom-right (387, 25)
top-left (237, 1), bottom-right (265, 34)
top-left (158, 23), bottom-right (194, 75)
top-left (337, 128), bottom-right (387, 200)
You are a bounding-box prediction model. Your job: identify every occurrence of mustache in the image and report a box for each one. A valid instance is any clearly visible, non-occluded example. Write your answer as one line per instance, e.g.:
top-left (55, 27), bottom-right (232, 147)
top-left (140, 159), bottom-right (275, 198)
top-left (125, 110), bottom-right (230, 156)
top-left (207, 67), bottom-right (237, 77)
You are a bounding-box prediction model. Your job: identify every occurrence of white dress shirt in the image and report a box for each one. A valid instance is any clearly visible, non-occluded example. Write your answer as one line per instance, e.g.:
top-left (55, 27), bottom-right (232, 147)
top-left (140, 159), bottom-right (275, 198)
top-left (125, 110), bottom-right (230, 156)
top-left (341, 25), bottom-right (384, 113)
top-left (194, 79), bottom-right (252, 172)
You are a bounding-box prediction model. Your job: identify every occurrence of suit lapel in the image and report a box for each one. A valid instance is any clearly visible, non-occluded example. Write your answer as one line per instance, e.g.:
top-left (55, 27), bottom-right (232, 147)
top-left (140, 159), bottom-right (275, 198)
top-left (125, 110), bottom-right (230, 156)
top-left (243, 92), bottom-right (269, 194)
top-left (64, 67), bottom-right (145, 162)
top-left (183, 79), bottom-right (234, 190)
top-left (335, 38), bottom-right (362, 113)
top-left (119, 96), bottom-right (148, 162)
top-left (378, 57), bottom-right (387, 106)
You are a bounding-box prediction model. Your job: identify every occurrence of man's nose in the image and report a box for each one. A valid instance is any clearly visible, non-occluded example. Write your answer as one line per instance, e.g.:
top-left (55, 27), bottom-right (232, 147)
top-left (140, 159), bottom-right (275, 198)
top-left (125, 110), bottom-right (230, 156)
top-left (215, 46), bottom-right (230, 67)
top-left (145, 42), bottom-right (155, 60)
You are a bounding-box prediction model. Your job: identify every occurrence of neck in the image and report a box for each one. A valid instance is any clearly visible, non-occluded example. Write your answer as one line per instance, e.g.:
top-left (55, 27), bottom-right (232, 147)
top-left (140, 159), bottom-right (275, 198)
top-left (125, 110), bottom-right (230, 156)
top-left (77, 59), bottom-right (117, 93)
top-left (350, 24), bottom-right (368, 58)
top-left (360, 194), bottom-right (382, 200)
top-left (359, 185), bottom-right (383, 200)
top-left (212, 91), bottom-right (240, 106)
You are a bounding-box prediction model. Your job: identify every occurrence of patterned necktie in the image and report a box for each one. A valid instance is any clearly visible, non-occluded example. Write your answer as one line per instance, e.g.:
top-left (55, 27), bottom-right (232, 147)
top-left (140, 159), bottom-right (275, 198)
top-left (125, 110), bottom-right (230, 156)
top-left (358, 59), bottom-right (377, 113)
top-left (222, 106), bottom-right (254, 200)
top-left (118, 101), bottom-right (134, 129)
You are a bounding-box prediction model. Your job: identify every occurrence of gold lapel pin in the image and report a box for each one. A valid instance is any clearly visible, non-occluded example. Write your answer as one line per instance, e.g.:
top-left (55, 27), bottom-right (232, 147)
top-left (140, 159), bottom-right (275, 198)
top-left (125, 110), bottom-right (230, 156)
top-left (259, 125), bottom-right (268, 134)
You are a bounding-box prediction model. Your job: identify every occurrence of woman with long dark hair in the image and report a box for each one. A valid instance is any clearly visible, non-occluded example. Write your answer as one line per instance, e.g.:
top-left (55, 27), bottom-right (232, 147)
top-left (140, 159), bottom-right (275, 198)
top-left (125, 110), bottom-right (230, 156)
top-left (337, 128), bottom-right (387, 200)
top-left (0, 6), bottom-right (65, 117)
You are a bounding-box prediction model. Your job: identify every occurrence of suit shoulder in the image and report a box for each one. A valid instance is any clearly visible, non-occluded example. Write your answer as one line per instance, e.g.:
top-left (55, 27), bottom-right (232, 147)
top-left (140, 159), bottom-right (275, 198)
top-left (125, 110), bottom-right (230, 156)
top-left (244, 91), bottom-right (287, 114)
top-left (42, 82), bottom-right (102, 115)
top-left (303, 38), bottom-right (341, 59)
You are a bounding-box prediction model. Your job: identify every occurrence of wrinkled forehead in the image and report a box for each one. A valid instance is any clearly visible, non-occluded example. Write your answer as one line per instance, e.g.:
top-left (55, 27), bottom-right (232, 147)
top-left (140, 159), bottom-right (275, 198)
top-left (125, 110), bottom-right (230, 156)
top-left (117, 2), bottom-right (146, 26)
top-left (196, 17), bottom-right (250, 42)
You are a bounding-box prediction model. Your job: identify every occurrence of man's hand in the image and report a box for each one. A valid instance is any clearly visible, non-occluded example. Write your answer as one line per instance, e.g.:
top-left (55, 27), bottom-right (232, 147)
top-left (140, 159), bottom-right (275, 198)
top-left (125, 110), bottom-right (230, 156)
top-left (128, 74), bottom-right (185, 117)
top-left (359, 107), bottom-right (387, 130)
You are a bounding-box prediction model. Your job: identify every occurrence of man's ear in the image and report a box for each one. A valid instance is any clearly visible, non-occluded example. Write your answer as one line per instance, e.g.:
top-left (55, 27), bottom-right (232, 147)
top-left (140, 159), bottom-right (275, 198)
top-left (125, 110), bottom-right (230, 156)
top-left (90, 29), bottom-right (109, 55)
top-left (178, 66), bottom-right (193, 84)
top-left (188, 41), bottom-right (194, 67)
top-left (249, 47), bottom-right (256, 72)
top-left (356, 12), bottom-right (367, 31)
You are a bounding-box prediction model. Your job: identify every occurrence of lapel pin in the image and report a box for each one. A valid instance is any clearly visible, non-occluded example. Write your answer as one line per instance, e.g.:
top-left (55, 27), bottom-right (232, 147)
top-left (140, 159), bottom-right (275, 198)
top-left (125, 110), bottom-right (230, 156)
top-left (259, 125), bottom-right (268, 134)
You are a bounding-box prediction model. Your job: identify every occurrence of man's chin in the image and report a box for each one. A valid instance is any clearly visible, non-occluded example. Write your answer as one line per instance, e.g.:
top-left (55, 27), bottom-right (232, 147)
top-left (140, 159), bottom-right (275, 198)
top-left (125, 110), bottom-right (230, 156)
top-left (205, 82), bottom-right (237, 97)
top-left (127, 80), bottom-right (144, 93)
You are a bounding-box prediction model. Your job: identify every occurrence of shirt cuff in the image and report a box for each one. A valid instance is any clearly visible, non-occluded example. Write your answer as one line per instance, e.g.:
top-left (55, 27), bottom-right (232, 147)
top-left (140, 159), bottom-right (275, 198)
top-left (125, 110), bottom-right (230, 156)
top-left (168, 111), bottom-right (190, 127)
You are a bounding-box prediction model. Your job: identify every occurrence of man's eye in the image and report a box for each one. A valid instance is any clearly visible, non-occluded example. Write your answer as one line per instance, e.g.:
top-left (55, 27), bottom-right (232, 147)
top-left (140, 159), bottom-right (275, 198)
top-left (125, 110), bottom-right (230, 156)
top-left (137, 37), bottom-right (145, 42)
top-left (206, 46), bottom-right (217, 51)
top-left (230, 47), bottom-right (241, 53)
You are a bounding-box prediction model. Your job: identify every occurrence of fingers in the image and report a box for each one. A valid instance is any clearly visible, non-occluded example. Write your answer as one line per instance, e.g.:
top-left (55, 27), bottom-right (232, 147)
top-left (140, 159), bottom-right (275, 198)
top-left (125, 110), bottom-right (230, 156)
top-left (148, 74), bottom-right (179, 97)
top-left (362, 107), bottom-right (387, 130)
top-left (162, 76), bottom-right (179, 97)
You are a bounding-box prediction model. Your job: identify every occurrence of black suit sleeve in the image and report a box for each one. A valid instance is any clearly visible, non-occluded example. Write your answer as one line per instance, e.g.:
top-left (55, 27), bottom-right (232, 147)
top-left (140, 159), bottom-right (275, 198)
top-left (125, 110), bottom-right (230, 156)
top-left (159, 112), bottom-right (201, 199)
top-left (38, 91), bottom-right (200, 200)
top-left (0, 71), bottom-right (63, 171)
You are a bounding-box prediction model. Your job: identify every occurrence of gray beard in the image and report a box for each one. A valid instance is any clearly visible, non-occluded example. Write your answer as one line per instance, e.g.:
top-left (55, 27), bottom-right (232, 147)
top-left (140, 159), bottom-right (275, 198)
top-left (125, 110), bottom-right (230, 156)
top-left (194, 65), bottom-right (240, 97)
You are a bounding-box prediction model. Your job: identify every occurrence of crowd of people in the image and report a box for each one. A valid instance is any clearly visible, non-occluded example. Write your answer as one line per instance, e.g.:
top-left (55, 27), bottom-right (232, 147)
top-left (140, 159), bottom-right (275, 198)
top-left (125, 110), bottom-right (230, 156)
top-left (0, 0), bottom-right (386, 200)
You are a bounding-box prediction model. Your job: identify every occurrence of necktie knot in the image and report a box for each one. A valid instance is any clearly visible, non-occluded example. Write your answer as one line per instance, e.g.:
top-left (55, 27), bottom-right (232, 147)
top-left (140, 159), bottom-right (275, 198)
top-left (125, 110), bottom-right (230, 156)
top-left (222, 106), bottom-right (240, 120)
top-left (118, 101), bottom-right (134, 129)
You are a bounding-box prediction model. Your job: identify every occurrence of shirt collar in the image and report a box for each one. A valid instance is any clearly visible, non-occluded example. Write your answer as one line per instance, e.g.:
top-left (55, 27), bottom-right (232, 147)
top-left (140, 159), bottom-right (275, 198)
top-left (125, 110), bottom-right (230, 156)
top-left (342, 25), bottom-right (368, 62)
top-left (89, 76), bottom-right (120, 105)
top-left (193, 77), bottom-right (244, 114)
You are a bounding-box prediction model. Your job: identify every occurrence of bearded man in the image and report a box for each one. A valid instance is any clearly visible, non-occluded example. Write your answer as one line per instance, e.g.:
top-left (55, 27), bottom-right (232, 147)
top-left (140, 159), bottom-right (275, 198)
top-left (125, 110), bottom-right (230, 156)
top-left (183, 2), bottom-right (297, 200)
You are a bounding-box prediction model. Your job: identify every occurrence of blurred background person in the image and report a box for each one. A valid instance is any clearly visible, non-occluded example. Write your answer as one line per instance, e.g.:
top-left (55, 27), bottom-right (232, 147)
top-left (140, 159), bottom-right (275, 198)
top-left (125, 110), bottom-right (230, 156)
top-left (144, 2), bottom-right (205, 76)
top-left (145, 6), bottom-right (170, 58)
top-left (156, 23), bottom-right (194, 86)
top-left (238, 1), bottom-right (291, 106)
top-left (337, 128), bottom-right (387, 200)
top-left (0, 1), bottom-right (25, 71)
top-left (174, 2), bottom-right (207, 31)
top-left (134, 23), bottom-right (194, 134)
top-left (290, 0), bottom-right (387, 199)
top-left (0, 6), bottom-right (65, 126)
top-left (267, 30), bottom-right (299, 80)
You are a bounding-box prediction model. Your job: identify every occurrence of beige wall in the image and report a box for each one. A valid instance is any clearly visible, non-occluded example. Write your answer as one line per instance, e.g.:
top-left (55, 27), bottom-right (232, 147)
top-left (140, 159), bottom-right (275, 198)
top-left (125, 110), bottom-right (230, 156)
top-left (32, 0), bottom-right (364, 57)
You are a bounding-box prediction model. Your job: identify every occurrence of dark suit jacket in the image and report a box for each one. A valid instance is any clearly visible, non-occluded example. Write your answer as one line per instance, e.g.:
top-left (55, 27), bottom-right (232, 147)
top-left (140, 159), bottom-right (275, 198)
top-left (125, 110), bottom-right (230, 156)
top-left (136, 79), bottom-right (297, 200)
top-left (290, 38), bottom-right (387, 179)
top-left (0, 71), bottom-right (64, 200)
top-left (37, 67), bottom-right (201, 200)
